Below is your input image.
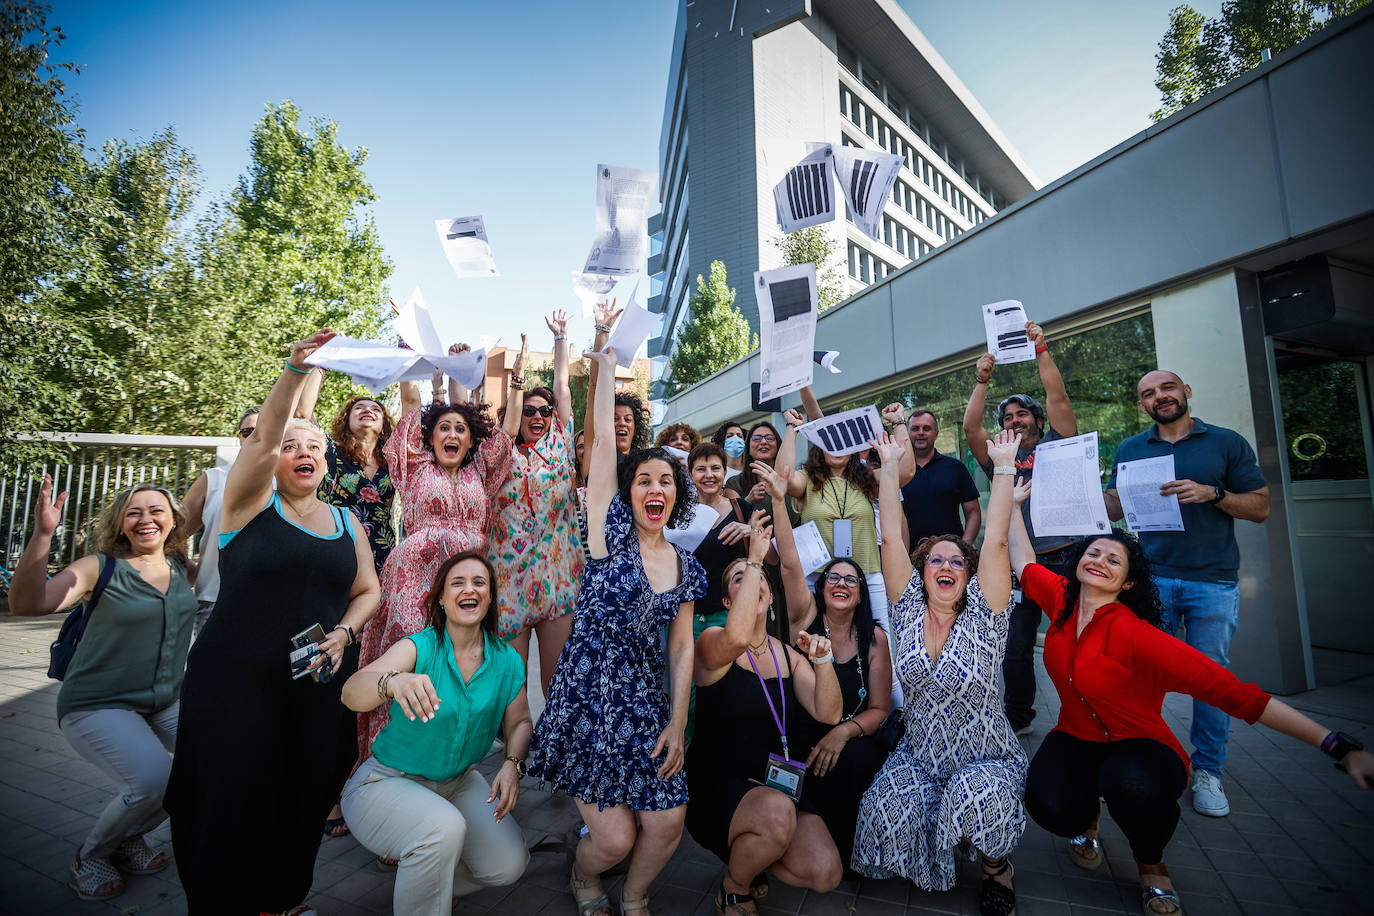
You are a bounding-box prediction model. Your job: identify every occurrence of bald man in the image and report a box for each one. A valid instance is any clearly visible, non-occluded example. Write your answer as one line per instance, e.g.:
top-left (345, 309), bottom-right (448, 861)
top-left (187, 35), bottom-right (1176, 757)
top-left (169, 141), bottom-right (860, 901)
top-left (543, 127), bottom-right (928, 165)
top-left (1104, 370), bottom-right (1269, 819)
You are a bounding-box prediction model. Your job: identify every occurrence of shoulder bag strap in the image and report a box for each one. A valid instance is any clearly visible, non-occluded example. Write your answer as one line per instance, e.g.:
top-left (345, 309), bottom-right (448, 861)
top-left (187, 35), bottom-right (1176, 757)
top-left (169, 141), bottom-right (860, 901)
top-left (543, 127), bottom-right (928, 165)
top-left (87, 553), bottom-right (116, 616)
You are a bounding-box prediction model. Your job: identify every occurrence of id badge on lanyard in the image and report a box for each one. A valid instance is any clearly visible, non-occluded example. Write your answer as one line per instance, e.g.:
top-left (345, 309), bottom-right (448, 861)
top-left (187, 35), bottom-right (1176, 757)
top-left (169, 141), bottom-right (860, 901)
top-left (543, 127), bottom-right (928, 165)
top-left (765, 753), bottom-right (807, 800)
top-left (831, 518), bottom-right (853, 558)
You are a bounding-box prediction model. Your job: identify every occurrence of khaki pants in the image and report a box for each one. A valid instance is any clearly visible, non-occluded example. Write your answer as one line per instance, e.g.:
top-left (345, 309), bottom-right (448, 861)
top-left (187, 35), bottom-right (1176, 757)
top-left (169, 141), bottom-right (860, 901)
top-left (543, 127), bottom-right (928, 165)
top-left (341, 756), bottom-right (528, 916)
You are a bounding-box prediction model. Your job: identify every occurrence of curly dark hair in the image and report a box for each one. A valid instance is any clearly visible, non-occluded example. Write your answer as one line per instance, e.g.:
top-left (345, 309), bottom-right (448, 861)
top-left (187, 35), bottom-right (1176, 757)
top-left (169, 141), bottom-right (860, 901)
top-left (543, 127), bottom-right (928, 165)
top-left (910, 535), bottom-right (981, 614)
top-left (498, 386), bottom-right (558, 445)
top-left (803, 445), bottom-right (879, 502)
top-left (806, 558), bottom-right (877, 675)
top-left (1054, 532), bottom-right (1163, 630)
top-left (655, 422), bottom-right (701, 451)
top-left (734, 421), bottom-right (782, 494)
top-left (419, 401), bottom-right (496, 469)
top-left (424, 551), bottom-right (500, 637)
top-left (613, 392), bottom-right (651, 451)
top-left (618, 446), bottom-right (696, 529)
top-left (331, 396), bottom-right (394, 470)
top-left (710, 420), bottom-right (747, 446)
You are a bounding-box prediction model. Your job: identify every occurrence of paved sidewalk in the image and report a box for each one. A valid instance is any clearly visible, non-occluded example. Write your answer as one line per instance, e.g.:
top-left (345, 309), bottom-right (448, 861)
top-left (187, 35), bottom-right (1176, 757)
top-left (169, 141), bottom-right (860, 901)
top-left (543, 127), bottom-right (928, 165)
top-left (1, 610), bottom-right (1371, 915)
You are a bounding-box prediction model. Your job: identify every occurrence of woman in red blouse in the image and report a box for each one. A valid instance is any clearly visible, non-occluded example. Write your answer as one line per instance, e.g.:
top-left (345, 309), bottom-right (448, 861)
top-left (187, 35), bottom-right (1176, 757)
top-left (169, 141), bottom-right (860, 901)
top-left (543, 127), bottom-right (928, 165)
top-left (1008, 483), bottom-right (1372, 915)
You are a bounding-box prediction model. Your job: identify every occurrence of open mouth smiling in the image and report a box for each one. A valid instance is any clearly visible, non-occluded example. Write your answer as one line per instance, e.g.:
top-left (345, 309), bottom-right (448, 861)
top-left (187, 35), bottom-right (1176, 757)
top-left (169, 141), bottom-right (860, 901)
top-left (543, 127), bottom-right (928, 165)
top-left (644, 499), bottom-right (665, 521)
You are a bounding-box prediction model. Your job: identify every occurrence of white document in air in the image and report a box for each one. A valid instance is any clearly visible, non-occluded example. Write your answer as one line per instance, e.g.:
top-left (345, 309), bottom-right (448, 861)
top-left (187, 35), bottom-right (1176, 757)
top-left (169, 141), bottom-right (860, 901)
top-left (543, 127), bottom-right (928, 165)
top-left (774, 521), bottom-right (833, 576)
top-left (981, 300), bottom-right (1035, 364)
top-left (830, 145), bottom-right (903, 242)
top-left (434, 216), bottom-right (499, 278)
top-left (798, 406), bottom-right (883, 458)
top-left (756, 263), bottom-right (817, 402)
top-left (571, 271), bottom-right (620, 317)
top-left (1029, 432), bottom-right (1113, 538)
top-left (773, 145), bottom-right (835, 233)
top-left (663, 503), bottom-right (720, 553)
top-left (583, 164), bottom-right (656, 276)
top-left (1116, 455), bottom-right (1185, 532)
top-left (601, 280), bottom-right (653, 368)
top-left (394, 287), bottom-right (444, 355)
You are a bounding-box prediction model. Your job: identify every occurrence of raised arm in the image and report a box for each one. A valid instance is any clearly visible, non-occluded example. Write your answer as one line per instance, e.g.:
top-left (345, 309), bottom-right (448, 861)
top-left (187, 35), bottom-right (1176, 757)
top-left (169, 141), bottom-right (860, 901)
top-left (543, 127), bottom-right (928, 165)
top-left (583, 298), bottom-right (621, 461)
top-left (1008, 480), bottom-right (1035, 579)
top-left (294, 367), bottom-right (324, 421)
top-left (755, 460), bottom-right (815, 630)
top-left (881, 403), bottom-right (916, 486)
top-left (799, 385), bottom-right (823, 421)
top-left (781, 408), bottom-right (809, 500)
top-left (546, 310), bottom-right (573, 426)
top-left (400, 379), bottom-right (423, 419)
top-left (503, 334), bottom-right (530, 439)
top-left (8, 475), bottom-right (101, 615)
top-left (583, 348), bottom-right (619, 558)
top-left (873, 432), bottom-right (913, 607)
top-left (1028, 322), bottom-right (1076, 437)
top-left (963, 352), bottom-right (995, 471)
top-left (979, 429), bottom-right (1021, 613)
top-left (695, 518), bottom-right (774, 676)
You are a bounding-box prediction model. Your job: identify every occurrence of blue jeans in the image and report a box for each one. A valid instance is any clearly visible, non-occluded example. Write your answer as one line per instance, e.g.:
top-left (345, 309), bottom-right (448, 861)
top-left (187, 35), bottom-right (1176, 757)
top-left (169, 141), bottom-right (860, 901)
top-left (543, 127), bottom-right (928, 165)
top-left (1155, 576), bottom-right (1240, 777)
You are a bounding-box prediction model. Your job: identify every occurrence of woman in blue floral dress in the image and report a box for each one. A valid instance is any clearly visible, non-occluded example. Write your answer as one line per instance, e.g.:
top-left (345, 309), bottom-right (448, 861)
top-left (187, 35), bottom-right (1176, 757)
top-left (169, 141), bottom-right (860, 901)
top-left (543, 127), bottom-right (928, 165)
top-left (529, 349), bottom-right (705, 916)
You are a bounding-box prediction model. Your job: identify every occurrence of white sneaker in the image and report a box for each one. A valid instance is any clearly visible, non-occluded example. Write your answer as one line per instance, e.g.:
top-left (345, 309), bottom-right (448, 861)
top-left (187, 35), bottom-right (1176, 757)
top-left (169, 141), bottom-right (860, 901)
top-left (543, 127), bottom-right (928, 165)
top-left (1191, 769), bottom-right (1230, 817)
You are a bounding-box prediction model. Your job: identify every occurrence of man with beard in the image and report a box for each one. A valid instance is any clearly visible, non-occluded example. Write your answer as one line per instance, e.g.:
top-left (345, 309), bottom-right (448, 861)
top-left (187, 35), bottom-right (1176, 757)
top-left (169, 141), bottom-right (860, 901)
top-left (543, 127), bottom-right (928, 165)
top-left (1105, 370), bottom-right (1269, 818)
top-left (963, 321), bottom-right (1079, 738)
top-left (900, 410), bottom-right (981, 546)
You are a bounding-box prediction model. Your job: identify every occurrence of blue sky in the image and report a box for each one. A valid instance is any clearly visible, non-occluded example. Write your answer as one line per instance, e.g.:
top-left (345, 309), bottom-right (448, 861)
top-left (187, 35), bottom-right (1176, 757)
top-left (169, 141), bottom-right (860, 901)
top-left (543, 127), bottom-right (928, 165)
top-left (50, 0), bottom-right (1219, 355)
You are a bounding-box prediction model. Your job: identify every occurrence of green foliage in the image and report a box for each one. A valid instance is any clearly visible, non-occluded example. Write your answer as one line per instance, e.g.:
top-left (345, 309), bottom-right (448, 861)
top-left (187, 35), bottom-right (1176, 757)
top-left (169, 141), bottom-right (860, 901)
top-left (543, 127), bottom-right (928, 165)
top-left (666, 260), bottom-right (757, 395)
top-left (769, 226), bottom-right (846, 311)
top-left (1151, 0), bottom-right (1368, 120)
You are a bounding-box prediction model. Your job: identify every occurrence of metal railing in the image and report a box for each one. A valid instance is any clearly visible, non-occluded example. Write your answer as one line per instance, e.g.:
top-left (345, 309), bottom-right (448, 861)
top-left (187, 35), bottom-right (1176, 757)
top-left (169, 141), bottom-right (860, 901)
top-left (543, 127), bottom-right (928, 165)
top-left (1, 433), bottom-right (238, 573)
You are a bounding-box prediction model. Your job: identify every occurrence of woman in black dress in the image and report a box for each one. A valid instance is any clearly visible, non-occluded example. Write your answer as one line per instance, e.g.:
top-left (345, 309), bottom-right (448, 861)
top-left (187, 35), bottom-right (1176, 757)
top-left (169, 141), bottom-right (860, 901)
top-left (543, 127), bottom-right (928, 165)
top-left (165, 329), bottom-right (381, 914)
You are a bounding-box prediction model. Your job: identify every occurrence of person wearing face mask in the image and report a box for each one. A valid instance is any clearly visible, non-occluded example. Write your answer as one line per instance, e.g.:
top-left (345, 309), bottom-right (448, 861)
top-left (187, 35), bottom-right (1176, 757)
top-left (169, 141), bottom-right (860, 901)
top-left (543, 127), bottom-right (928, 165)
top-left (655, 422), bottom-right (701, 455)
top-left (711, 422), bottom-right (749, 475)
top-left (725, 422), bottom-right (794, 518)
top-left (164, 330), bottom-right (382, 915)
top-left (962, 320), bottom-right (1079, 739)
top-left (354, 364), bottom-right (513, 769)
top-left (340, 552), bottom-right (532, 916)
top-left (489, 312), bottom-right (584, 704)
top-left (529, 349), bottom-right (706, 916)
top-left (852, 430), bottom-right (1026, 916)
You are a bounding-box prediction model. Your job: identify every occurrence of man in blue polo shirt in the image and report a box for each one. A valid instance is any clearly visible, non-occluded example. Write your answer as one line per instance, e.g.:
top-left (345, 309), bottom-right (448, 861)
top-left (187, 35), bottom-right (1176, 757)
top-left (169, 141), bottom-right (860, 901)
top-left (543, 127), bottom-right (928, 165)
top-left (1106, 369), bottom-right (1270, 818)
top-left (900, 410), bottom-right (981, 547)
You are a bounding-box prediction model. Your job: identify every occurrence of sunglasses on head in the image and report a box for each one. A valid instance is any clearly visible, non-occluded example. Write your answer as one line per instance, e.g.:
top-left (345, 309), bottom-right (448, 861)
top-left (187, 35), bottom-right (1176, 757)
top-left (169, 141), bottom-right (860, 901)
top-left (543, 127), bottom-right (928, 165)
top-left (522, 405), bottom-right (555, 418)
top-left (236, 427), bottom-right (255, 439)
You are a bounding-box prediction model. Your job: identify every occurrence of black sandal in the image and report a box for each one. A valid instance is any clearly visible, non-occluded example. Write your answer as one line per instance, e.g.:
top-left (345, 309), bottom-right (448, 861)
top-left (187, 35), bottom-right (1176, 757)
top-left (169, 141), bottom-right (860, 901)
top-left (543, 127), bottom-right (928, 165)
top-left (714, 879), bottom-right (758, 915)
top-left (979, 858), bottom-right (1016, 916)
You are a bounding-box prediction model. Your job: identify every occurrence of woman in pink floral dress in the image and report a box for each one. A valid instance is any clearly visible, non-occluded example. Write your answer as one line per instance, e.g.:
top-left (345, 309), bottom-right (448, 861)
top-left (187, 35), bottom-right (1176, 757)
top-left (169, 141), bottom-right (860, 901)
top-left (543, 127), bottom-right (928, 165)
top-left (356, 379), bottom-right (512, 757)
top-left (490, 311), bottom-right (584, 700)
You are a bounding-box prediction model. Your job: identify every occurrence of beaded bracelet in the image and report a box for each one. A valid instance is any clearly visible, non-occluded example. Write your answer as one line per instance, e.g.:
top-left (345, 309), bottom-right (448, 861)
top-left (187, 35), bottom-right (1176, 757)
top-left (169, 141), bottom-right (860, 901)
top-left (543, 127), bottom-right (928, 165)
top-left (594, 323), bottom-right (611, 333)
top-left (377, 670), bottom-right (400, 701)
top-left (975, 374), bottom-right (991, 385)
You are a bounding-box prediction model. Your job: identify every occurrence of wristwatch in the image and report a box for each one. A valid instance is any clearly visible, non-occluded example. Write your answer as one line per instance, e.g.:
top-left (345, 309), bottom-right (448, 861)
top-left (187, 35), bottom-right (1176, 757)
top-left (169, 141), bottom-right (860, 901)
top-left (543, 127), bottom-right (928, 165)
top-left (1323, 731), bottom-right (1364, 761)
top-left (504, 754), bottom-right (528, 778)
top-left (1210, 486), bottom-right (1225, 504)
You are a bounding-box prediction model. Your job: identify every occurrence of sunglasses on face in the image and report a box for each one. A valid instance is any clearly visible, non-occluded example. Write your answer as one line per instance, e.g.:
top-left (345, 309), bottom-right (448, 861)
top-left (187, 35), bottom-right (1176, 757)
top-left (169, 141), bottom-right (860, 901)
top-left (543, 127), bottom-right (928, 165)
top-left (927, 555), bottom-right (966, 571)
top-left (236, 427), bottom-right (255, 439)
top-left (824, 572), bottom-right (860, 587)
top-left (522, 405), bottom-right (555, 418)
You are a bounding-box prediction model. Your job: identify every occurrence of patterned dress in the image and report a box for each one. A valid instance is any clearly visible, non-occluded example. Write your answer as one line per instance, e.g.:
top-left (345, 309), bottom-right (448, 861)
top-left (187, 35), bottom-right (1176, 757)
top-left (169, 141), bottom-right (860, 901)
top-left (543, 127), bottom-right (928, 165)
top-left (356, 406), bottom-right (513, 757)
top-left (528, 494), bottom-right (707, 810)
top-left (489, 417), bottom-right (584, 640)
top-left (318, 436), bottom-right (396, 574)
top-left (852, 574), bottom-right (1027, 889)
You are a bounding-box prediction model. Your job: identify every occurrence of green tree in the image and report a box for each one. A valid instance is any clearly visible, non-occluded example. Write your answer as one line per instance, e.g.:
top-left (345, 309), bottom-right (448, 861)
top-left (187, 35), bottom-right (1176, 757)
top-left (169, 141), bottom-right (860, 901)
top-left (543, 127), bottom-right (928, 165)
top-left (1151, 0), bottom-right (1367, 120)
top-left (666, 260), bottom-right (756, 395)
top-left (769, 226), bottom-right (846, 311)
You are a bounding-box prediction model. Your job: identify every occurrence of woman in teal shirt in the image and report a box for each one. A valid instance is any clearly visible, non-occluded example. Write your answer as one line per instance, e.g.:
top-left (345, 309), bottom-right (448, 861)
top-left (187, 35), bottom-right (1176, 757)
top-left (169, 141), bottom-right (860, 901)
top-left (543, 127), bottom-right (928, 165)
top-left (340, 550), bottom-right (532, 916)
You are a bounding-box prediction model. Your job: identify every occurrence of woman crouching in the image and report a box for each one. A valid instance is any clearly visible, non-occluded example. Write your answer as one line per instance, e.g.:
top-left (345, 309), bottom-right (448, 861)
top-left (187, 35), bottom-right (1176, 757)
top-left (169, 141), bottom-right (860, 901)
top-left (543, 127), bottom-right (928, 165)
top-left (340, 552), bottom-right (531, 916)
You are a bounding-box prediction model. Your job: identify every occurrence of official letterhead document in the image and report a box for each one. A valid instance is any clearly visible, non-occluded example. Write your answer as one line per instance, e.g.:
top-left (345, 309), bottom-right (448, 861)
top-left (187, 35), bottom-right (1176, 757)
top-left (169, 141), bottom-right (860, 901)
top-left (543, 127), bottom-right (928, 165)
top-left (756, 263), bottom-right (818, 402)
top-left (1029, 432), bottom-right (1112, 538)
top-left (981, 300), bottom-right (1035, 364)
top-left (1117, 455), bottom-right (1185, 532)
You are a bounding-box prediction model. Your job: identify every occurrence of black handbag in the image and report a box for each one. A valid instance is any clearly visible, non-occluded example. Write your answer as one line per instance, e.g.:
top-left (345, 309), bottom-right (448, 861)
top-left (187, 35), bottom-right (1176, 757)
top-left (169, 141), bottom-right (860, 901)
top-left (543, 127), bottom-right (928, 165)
top-left (874, 707), bottom-right (906, 753)
top-left (47, 554), bottom-right (115, 681)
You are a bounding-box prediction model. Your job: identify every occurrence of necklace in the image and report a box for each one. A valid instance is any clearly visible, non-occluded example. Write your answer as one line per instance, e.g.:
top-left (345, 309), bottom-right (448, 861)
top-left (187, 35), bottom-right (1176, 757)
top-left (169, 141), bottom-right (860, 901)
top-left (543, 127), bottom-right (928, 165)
top-left (822, 616), bottom-right (868, 720)
top-left (129, 554), bottom-right (168, 570)
top-left (748, 635), bottom-right (770, 658)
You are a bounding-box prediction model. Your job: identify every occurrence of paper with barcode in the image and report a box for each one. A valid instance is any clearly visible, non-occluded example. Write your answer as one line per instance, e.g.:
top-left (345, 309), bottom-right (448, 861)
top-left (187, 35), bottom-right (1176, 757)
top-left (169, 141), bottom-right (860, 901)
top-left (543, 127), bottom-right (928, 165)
top-left (982, 300), bottom-right (1035, 364)
top-left (773, 521), bottom-right (833, 575)
top-left (798, 405), bottom-right (882, 458)
top-left (1117, 455), bottom-right (1185, 532)
top-left (830, 145), bottom-right (903, 242)
top-left (773, 145), bottom-right (835, 233)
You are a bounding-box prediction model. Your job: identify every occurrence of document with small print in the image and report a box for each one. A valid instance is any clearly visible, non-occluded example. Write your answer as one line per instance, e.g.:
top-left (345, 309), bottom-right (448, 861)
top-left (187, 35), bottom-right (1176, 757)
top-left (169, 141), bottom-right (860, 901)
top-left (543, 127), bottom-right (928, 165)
top-left (981, 300), bottom-right (1035, 364)
top-left (1117, 455), bottom-right (1185, 532)
top-left (774, 522), bottom-right (833, 576)
top-left (1029, 432), bottom-right (1112, 538)
top-left (434, 216), bottom-right (499, 278)
top-left (583, 164), bottom-right (656, 276)
top-left (756, 263), bottom-right (818, 402)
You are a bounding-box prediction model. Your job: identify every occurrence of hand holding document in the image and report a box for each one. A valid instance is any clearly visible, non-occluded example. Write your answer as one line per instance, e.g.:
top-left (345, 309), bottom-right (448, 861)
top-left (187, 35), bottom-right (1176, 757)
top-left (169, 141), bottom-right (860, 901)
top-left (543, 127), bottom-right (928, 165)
top-left (981, 300), bottom-right (1035, 364)
top-left (1029, 432), bottom-right (1112, 538)
top-left (776, 521), bottom-right (833, 576)
top-left (583, 164), bottom-right (656, 276)
top-left (435, 216), bottom-right (499, 278)
top-left (1116, 455), bottom-right (1185, 532)
top-left (798, 406), bottom-right (882, 458)
top-left (601, 280), bottom-right (654, 368)
top-left (756, 263), bottom-right (818, 402)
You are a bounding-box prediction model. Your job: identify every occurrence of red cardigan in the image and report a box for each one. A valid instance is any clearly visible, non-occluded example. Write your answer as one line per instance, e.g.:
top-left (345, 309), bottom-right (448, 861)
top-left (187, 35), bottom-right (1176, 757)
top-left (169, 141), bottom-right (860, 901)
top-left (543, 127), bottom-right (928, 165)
top-left (1022, 563), bottom-right (1270, 771)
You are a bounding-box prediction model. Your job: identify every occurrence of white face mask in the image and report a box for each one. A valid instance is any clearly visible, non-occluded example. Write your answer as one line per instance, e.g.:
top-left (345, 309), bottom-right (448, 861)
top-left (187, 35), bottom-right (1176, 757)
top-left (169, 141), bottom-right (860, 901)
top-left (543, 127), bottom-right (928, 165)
top-left (723, 435), bottom-right (746, 458)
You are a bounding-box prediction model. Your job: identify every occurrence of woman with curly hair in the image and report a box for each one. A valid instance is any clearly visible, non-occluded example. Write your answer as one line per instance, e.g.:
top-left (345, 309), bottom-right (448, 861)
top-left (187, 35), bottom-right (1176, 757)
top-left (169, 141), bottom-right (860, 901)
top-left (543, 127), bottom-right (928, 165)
top-left (654, 422), bottom-right (700, 454)
top-left (356, 372), bottom-right (513, 761)
top-left (613, 391), bottom-right (651, 455)
top-left (1007, 485), bottom-right (1374, 916)
top-left (11, 480), bottom-right (197, 902)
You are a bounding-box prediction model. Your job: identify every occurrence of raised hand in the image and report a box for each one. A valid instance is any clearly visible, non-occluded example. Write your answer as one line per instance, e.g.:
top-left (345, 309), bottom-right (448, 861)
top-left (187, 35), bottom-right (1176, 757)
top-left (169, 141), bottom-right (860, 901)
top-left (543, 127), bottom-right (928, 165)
top-left (448, 342), bottom-right (471, 356)
top-left (986, 429), bottom-right (1023, 468)
top-left (1025, 321), bottom-right (1046, 350)
top-left (746, 510), bottom-right (773, 562)
top-left (880, 403), bottom-right (906, 427)
top-left (975, 352), bottom-right (996, 381)
top-left (545, 309), bottom-right (570, 337)
top-left (751, 460), bottom-right (788, 501)
top-left (783, 408), bottom-right (806, 429)
top-left (288, 328), bottom-right (336, 371)
top-left (1012, 477), bottom-right (1032, 506)
top-left (871, 432), bottom-right (905, 467)
top-left (514, 333), bottom-right (530, 371)
top-left (33, 474), bottom-right (67, 538)
top-left (593, 297), bottom-right (622, 331)
top-left (795, 631), bottom-right (833, 663)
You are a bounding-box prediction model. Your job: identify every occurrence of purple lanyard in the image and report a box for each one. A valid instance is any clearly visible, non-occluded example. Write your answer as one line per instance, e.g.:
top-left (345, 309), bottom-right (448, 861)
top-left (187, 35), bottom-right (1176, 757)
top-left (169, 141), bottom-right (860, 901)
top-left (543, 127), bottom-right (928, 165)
top-left (744, 641), bottom-right (790, 759)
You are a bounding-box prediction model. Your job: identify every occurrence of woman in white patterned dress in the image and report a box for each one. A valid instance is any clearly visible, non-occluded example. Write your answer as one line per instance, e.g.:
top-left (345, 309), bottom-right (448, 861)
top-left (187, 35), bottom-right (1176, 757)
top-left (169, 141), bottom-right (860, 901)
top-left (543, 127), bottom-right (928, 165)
top-left (852, 430), bottom-right (1025, 916)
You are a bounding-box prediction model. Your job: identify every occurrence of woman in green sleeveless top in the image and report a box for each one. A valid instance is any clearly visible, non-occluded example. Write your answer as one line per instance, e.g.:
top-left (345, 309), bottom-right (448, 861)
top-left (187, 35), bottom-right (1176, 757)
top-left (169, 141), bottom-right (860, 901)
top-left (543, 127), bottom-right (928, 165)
top-left (10, 479), bottom-right (198, 902)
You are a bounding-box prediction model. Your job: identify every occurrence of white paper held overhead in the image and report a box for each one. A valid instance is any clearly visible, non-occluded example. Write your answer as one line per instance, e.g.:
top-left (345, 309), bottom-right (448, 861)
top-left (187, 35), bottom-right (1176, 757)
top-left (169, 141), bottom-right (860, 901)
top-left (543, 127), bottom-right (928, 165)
top-left (394, 287), bottom-right (444, 355)
top-left (1029, 432), bottom-right (1112, 538)
top-left (571, 271), bottom-right (620, 317)
top-left (434, 216), bottom-right (499, 278)
top-left (774, 521), bottom-right (833, 576)
top-left (981, 300), bottom-right (1035, 364)
top-left (601, 280), bottom-right (654, 368)
top-left (798, 406), bottom-right (883, 457)
top-left (756, 263), bottom-right (818, 402)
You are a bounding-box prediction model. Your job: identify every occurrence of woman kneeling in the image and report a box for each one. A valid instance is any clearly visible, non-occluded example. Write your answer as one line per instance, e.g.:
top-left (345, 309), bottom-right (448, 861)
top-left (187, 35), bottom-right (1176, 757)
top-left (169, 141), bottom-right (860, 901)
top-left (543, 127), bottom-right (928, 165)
top-left (341, 552), bottom-right (531, 916)
top-left (688, 514), bottom-right (844, 914)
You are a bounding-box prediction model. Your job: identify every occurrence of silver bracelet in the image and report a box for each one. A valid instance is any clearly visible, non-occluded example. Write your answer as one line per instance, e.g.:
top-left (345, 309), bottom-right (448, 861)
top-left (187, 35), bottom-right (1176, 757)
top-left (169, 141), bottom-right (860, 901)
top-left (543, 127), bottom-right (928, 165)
top-left (812, 651), bottom-right (835, 665)
top-left (552, 334), bottom-right (567, 341)
top-left (594, 323), bottom-right (611, 333)
top-left (992, 466), bottom-right (1016, 476)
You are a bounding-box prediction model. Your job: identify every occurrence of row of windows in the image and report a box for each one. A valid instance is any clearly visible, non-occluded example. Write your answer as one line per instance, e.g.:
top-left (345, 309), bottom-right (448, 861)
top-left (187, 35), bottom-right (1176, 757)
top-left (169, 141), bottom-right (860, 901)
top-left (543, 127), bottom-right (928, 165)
top-left (882, 215), bottom-right (933, 262)
top-left (847, 241), bottom-right (893, 285)
top-left (889, 174), bottom-right (965, 242)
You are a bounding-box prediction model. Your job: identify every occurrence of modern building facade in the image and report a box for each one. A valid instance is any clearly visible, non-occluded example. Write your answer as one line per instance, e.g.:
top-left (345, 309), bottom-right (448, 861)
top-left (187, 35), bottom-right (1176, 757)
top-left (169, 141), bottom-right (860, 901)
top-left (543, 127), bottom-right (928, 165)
top-left (659, 7), bottom-right (1374, 697)
top-left (647, 0), bottom-right (1039, 385)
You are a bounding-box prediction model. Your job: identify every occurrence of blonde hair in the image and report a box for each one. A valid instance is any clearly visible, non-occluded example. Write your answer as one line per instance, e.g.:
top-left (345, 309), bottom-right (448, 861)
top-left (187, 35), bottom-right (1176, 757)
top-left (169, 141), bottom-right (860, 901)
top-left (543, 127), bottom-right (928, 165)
top-left (284, 417), bottom-right (326, 440)
top-left (92, 484), bottom-right (190, 563)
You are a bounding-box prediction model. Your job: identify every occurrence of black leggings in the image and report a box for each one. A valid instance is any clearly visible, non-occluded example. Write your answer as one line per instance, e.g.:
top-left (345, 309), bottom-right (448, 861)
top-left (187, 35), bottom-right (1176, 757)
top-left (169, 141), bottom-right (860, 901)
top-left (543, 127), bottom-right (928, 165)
top-left (1025, 731), bottom-right (1187, 864)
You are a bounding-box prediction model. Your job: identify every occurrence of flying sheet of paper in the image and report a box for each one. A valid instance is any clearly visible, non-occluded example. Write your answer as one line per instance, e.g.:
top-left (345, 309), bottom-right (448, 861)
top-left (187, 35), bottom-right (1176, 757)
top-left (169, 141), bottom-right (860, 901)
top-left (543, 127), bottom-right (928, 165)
top-left (663, 505), bottom-right (719, 553)
top-left (775, 521), bottom-right (833, 576)
top-left (427, 348), bottom-right (487, 392)
top-left (394, 287), bottom-right (444, 355)
top-left (813, 350), bottom-right (842, 374)
top-left (773, 145), bottom-right (835, 233)
top-left (798, 405), bottom-right (883, 457)
top-left (1117, 455), bottom-right (1185, 532)
top-left (304, 336), bottom-right (428, 393)
top-left (583, 164), bottom-right (656, 276)
top-left (479, 335), bottom-right (501, 351)
top-left (1030, 432), bottom-right (1112, 538)
top-left (756, 263), bottom-right (818, 402)
top-left (434, 216), bottom-right (499, 278)
top-left (982, 300), bottom-right (1035, 364)
top-left (830, 145), bottom-right (903, 242)
top-left (601, 280), bottom-right (654, 368)
top-left (662, 445), bottom-right (689, 467)
top-left (571, 271), bottom-right (620, 317)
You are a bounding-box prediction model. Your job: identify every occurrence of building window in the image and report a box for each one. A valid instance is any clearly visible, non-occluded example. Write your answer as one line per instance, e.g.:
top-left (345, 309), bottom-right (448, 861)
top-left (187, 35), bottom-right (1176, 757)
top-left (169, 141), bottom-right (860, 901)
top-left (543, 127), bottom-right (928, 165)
top-left (838, 41), bottom-right (858, 76)
top-left (848, 241), bottom-right (858, 279)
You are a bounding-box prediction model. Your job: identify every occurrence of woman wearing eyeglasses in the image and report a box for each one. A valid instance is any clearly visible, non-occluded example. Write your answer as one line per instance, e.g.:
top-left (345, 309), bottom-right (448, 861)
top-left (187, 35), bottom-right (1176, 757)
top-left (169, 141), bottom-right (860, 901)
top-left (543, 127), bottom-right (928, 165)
top-left (489, 312), bottom-right (584, 701)
top-left (852, 430), bottom-right (1026, 916)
